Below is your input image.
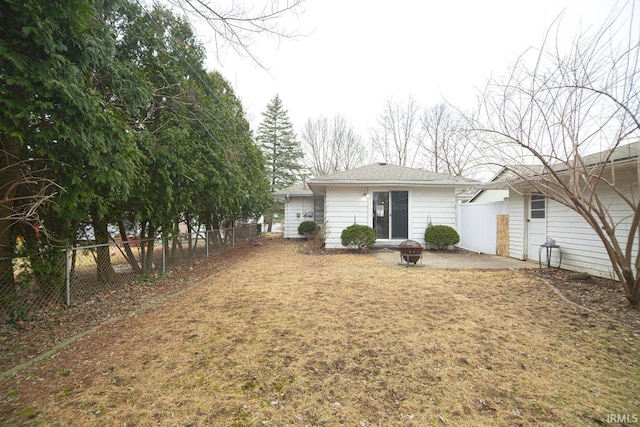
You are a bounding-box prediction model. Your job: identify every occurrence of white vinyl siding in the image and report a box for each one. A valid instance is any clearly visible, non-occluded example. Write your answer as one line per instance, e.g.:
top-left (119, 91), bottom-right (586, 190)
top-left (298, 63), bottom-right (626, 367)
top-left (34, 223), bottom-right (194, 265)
top-left (508, 192), bottom-right (526, 260)
top-left (546, 182), bottom-right (638, 280)
top-left (546, 201), bottom-right (615, 278)
top-left (508, 168), bottom-right (638, 280)
top-left (324, 187), bottom-right (370, 249)
top-left (411, 187), bottom-right (457, 248)
top-left (324, 186), bottom-right (459, 249)
top-left (282, 197), bottom-right (315, 239)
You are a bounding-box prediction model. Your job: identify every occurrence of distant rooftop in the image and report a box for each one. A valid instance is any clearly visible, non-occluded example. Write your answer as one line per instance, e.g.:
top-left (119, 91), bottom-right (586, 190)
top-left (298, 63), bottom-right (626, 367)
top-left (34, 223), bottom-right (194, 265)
top-left (272, 182), bottom-right (314, 197)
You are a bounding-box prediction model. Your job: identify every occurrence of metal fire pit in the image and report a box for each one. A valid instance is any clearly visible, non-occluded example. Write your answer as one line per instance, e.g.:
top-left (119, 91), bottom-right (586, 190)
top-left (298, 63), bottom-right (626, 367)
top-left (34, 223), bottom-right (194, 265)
top-left (398, 239), bottom-right (423, 266)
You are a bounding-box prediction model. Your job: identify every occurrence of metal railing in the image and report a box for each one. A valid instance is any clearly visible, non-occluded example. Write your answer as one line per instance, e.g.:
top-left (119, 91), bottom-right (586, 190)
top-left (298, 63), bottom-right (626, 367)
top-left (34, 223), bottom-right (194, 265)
top-left (0, 224), bottom-right (260, 321)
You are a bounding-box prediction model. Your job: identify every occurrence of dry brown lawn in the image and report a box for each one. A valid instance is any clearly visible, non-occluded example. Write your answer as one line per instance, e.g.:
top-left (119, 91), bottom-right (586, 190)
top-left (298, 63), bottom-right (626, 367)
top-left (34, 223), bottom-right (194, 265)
top-left (1, 237), bottom-right (639, 426)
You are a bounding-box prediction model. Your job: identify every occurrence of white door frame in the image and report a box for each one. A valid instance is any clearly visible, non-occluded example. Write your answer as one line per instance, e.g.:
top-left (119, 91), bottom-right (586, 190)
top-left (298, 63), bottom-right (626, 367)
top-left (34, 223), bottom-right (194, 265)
top-left (526, 194), bottom-right (547, 260)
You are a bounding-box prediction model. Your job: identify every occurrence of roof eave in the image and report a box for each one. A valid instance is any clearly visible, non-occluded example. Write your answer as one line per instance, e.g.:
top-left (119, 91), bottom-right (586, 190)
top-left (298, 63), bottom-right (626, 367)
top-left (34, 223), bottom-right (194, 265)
top-left (306, 182), bottom-right (326, 195)
top-left (273, 193), bottom-right (315, 200)
top-left (483, 157), bottom-right (639, 191)
top-left (308, 179), bottom-right (479, 187)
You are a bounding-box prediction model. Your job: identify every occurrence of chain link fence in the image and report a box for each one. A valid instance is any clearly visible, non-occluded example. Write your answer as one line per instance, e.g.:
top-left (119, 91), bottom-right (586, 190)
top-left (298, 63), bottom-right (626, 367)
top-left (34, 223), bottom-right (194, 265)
top-left (0, 224), bottom-right (259, 322)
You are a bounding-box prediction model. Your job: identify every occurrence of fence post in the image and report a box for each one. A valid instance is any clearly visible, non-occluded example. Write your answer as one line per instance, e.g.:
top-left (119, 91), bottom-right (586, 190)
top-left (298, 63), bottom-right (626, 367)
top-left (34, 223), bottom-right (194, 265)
top-left (65, 248), bottom-right (71, 307)
top-left (232, 227), bottom-right (235, 248)
top-left (205, 229), bottom-right (209, 258)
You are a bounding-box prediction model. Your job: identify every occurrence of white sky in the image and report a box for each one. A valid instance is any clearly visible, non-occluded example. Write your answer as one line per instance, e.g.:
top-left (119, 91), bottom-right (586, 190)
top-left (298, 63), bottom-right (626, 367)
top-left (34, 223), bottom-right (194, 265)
top-left (199, 0), bottom-right (626, 138)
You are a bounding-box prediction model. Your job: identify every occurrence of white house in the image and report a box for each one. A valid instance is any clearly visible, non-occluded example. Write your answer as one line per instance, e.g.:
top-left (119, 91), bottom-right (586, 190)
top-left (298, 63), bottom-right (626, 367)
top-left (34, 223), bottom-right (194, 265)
top-left (273, 182), bottom-right (324, 239)
top-left (488, 141), bottom-right (639, 280)
top-left (298, 163), bottom-right (479, 249)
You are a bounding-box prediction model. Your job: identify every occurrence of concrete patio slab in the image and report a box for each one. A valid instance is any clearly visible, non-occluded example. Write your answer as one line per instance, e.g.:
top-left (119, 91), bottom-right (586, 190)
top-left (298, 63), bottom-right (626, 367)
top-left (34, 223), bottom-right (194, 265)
top-left (375, 249), bottom-right (539, 269)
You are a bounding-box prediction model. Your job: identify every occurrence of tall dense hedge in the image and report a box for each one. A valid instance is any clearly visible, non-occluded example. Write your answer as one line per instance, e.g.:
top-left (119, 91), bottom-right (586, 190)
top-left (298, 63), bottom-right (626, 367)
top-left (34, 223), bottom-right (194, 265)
top-left (0, 0), bottom-right (271, 293)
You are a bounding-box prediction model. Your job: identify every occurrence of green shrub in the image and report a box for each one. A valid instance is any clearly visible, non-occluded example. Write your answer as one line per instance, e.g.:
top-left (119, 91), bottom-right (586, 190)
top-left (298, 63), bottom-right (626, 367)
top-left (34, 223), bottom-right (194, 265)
top-left (340, 224), bottom-right (376, 250)
top-left (298, 221), bottom-right (320, 237)
top-left (424, 225), bottom-right (460, 250)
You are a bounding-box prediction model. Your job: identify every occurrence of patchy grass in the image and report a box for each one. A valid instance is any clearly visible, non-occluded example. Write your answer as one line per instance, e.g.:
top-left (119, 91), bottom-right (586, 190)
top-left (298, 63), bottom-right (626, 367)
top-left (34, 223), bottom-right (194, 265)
top-left (0, 237), bottom-right (638, 426)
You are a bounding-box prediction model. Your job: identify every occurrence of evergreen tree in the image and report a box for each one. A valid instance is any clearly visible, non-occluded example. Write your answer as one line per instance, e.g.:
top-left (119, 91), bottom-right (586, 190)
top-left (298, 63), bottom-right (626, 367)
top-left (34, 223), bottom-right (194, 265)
top-left (257, 95), bottom-right (304, 192)
top-left (0, 0), bottom-right (141, 298)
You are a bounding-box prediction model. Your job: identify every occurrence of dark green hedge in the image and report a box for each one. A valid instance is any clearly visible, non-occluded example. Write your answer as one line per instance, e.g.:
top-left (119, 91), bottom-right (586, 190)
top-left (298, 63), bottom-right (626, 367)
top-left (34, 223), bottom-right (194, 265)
top-left (298, 221), bottom-right (320, 236)
top-left (424, 225), bottom-right (460, 250)
top-left (341, 224), bottom-right (376, 250)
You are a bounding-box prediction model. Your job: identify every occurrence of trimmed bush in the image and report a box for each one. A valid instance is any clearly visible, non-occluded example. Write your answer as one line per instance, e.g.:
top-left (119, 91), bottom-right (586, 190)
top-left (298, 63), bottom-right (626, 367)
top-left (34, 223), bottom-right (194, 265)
top-left (424, 225), bottom-right (460, 250)
top-left (298, 221), bottom-right (320, 237)
top-left (341, 224), bottom-right (376, 250)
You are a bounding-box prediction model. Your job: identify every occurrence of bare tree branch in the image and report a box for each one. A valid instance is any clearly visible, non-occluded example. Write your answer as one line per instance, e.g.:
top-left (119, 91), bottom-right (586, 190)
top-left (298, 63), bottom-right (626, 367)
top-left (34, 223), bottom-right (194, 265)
top-left (472, 1), bottom-right (640, 306)
top-left (164, 0), bottom-right (307, 67)
top-left (420, 102), bottom-right (481, 177)
top-left (0, 159), bottom-right (60, 235)
top-left (370, 96), bottom-right (422, 167)
top-left (301, 115), bottom-right (371, 177)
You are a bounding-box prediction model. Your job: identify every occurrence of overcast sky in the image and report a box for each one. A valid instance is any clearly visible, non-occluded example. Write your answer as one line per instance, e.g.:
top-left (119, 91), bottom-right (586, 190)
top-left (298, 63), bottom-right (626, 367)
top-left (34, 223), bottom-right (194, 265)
top-left (197, 0), bottom-right (625, 138)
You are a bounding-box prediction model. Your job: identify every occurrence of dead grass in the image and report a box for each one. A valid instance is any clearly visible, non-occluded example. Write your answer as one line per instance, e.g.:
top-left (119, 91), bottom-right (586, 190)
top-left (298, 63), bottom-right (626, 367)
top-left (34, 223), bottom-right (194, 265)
top-left (0, 237), bottom-right (638, 426)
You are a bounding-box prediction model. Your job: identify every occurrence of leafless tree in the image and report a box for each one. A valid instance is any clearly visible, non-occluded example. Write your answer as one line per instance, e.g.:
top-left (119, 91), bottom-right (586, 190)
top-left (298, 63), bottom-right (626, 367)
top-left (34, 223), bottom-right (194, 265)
top-left (370, 96), bottom-right (422, 167)
top-left (420, 102), bottom-right (480, 176)
top-left (473, 3), bottom-right (640, 306)
top-left (165, 0), bottom-right (306, 65)
top-left (301, 115), bottom-right (371, 177)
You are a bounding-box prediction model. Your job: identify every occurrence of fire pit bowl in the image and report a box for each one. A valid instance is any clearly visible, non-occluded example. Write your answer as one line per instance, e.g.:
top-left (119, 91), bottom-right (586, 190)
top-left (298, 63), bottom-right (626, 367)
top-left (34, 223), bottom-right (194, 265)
top-left (398, 239), bottom-right (423, 266)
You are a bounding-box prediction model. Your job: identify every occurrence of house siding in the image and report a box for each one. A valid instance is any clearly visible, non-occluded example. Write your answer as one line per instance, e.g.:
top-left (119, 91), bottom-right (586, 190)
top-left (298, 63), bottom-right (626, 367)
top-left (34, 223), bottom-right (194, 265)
top-left (411, 187), bottom-right (457, 248)
top-left (545, 172), bottom-right (638, 279)
top-left (324, 186), bottom-right (459, 249)
top-left (508, 192), bottom-right (525, 260)
top-left (508, 168), bottom-right (638, 280)
top-left (324, 187), bottom-right (370, 249)
top-left (283, 197), bottom-right (315, 239)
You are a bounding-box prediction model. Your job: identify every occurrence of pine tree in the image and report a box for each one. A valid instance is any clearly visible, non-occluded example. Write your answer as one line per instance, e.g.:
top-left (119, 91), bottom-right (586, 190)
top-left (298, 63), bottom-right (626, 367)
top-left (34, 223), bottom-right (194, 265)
top-left (257, 95), bottom-right (304, 192)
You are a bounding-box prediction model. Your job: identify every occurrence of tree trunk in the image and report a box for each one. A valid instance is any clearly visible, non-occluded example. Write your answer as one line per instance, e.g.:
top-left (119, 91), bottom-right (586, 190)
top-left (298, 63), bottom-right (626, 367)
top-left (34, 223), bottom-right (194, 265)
top-left (92, 216), bottom-right (115, 284)
top-left (143, 237), bottom-right (155, 274)
top-left (170, 235), bottom-right (183, 265)
top-left (141, 221), bottom-right (155, 274)
top-left (117, 220), bottom-right (143, 275)
top-left (621, 269), bottom-right (640, 308)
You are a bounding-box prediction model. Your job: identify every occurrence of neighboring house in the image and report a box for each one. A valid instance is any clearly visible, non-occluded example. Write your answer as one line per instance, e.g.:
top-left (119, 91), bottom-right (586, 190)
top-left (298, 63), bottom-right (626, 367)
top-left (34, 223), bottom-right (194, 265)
top-left (302, 163), bottom-right (479, 249)
top-left (485, 141), bottom-right (639, 280)
top-left (459, 166), bottom-right (540, 255)
top-left (273, 182), bottom-right (324, 239)
top-left (467, 165), bottom-right (543, 203)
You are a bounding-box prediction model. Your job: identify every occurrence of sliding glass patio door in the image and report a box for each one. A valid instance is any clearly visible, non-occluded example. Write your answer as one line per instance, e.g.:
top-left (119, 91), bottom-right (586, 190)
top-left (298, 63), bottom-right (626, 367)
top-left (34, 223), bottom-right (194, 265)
top-left (372, 191), bottom-right (408, 240)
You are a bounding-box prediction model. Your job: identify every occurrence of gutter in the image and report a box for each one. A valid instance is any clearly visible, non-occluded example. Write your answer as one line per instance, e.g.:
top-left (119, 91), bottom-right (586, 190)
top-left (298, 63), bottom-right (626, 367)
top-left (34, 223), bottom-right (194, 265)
top-left (307, 180), bottom-right (479, 187)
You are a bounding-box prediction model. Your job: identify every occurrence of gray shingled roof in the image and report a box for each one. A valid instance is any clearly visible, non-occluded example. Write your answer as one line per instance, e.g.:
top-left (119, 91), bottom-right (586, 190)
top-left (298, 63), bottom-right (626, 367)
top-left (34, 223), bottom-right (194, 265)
top-left (308, 163), bottom-right (478, 185)
top-left (272, 182), bottom-right (314, 197)
top-left (479, 140), bottom-right (639, 190)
